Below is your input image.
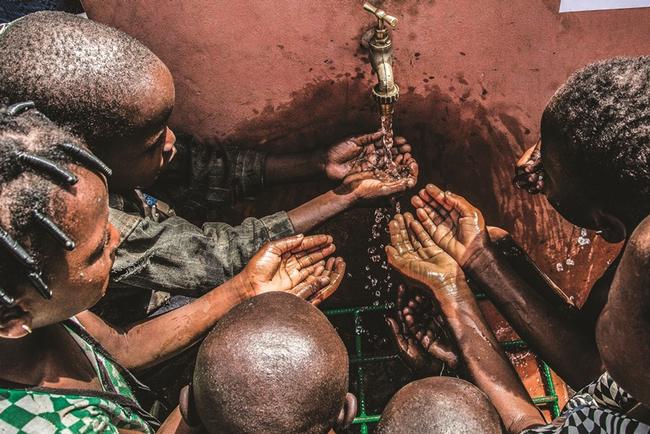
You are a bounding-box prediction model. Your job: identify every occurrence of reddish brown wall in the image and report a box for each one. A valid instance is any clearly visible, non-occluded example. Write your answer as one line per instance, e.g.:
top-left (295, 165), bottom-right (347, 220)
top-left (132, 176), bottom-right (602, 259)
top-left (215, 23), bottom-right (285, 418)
top-left (83, 0), bottom-right (650, 305)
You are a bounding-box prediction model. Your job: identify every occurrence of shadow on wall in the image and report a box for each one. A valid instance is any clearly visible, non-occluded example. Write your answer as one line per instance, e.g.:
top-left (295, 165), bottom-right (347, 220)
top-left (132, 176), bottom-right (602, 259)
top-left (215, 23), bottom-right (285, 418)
top-left (168, 74), bottom-right (616, 308)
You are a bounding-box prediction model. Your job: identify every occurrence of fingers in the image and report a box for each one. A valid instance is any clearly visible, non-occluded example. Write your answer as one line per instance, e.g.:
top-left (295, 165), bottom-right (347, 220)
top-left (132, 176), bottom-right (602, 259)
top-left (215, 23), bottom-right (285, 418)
top-left (310, 258), bottom-right (346, 306)
top-left (388, 216), bottom-right (414, 254)
top-left (380, 178), bottom-right (416, 196)
top-left (292, 234), bottom-right (333, 253)
top-left (353, 131), bottom-right (384, 146)
top-left (415, 208), bottom-right (439, 238)
top-left (426, 340), bottom-right (460, 369)
top-left (408, 218), bottom-right (437, 248)
top-left (294, 275), bottom-right (330, 300)
top-left (515, 141), bottom-right (540, 168)
top-left (386, 317), bottom-right (409, 353)
top-left (403, 212), bottom-right (423, 250)
top-left (267, 234), bottom-right (305, 254)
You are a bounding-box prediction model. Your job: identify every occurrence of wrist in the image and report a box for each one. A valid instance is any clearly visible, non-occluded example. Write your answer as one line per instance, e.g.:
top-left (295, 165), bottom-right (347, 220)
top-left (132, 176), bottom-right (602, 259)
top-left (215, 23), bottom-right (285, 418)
top-left (460, 231), bottom-right (496, 270)
top-left (331, 184), bottom-right (361, 206)
top-left (428, 276), bottom-right (476, 310)
top-left (232, 272), bottom-right (255, 302)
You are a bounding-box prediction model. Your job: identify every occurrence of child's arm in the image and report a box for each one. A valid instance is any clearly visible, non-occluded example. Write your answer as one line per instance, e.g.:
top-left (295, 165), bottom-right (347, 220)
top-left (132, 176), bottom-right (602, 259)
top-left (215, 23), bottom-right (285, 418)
top-left (412, 184), bottom-right (604, 389)
top-left (385, 216), bottom-right (545, 434)
top-left (287, 146), bottom-right (418, 233)
top-left (264, 132), bottom-right (411, 183)
top-left (78, 234), bottom-right (337, 370)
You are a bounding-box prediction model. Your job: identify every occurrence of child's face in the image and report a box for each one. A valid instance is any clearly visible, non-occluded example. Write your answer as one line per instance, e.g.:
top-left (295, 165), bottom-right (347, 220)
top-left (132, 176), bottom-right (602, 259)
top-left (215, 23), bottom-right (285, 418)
top-left (0, 166), bottom-right (119, 336)
top-left (97, 65), bottom-right (177, 190)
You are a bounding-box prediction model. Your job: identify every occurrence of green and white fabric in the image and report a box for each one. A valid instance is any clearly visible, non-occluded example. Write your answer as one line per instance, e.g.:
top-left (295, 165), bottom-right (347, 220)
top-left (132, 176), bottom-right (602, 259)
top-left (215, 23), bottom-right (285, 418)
top-left (0, 320), bottom-right (156, 433)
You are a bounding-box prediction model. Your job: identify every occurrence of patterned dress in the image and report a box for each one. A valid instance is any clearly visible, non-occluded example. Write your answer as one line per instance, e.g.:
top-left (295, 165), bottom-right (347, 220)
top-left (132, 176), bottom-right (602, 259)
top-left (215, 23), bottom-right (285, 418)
top-left (523, 372), bottom-right (649, 434)
top-left (0, 320), bottom-right (158, 433)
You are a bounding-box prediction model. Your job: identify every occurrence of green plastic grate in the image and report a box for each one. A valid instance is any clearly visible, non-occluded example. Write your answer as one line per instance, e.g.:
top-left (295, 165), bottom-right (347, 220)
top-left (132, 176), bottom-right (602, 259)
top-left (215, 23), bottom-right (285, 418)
top-left (324, 300), bottom-right (561, 433)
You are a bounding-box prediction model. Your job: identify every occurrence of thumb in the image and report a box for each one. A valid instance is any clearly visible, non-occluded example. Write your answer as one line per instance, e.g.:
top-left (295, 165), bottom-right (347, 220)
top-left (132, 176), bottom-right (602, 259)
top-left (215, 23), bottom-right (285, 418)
top-left (269, 234), bottom-right (305, 254)
top-left (354, 130), bottom-right (384, 146)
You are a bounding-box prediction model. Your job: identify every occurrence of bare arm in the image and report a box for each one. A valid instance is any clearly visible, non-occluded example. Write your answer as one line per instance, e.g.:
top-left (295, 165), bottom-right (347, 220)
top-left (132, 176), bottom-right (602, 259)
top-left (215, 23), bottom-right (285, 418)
top-left (79, 234), bottom-right (337, 370)
top-left (385, 214), bottom-right (544, 433)
top-left (462, 237), bottom-right (603, 388)
top-left (289, 142), bottom-right (418, 233)
top-left (412, 184), bottom-right (603, 389)
top-left (440, 283), bottom-right (545, 434)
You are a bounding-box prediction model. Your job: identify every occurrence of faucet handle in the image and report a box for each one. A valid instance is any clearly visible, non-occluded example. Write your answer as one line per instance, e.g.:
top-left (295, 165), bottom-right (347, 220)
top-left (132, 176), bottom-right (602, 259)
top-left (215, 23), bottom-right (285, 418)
top-left (363, 2), bottom-right (398, 28)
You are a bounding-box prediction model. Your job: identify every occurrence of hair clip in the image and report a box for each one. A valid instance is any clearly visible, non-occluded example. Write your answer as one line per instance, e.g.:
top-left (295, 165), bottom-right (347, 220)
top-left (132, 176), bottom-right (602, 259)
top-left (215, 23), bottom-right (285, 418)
top-left (0, 227), bottom-right (37, 271)
top-left (59, 143), bottom-right (112, 178)
top-left (0, 287), bottom-right (15, 307)
top-left (27, 272), bottom-right (51, 300)
top-left (33, 210), bottom-right (75, 250)
top-left (16, 152), bottom-right (78, 185)
top-left (7, 101), bottom-right (35, 116)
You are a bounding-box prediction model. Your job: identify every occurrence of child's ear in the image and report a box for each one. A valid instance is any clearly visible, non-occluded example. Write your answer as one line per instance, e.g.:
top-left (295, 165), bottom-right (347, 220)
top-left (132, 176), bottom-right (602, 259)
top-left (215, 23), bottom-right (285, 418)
top-left (178, 384), bottom-right (201, 428)
top-left (595, 210), bottom-right (627, 243)
top-left (0, 304), bottom-right (33, 339)
top-left (335, 393), bottom-right (358, 431)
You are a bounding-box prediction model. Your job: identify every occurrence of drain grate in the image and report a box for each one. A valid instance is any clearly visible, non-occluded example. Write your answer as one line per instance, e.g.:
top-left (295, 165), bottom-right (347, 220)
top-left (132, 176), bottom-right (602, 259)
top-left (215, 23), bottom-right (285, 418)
top-left (324, 300), bottom-right (561, 433)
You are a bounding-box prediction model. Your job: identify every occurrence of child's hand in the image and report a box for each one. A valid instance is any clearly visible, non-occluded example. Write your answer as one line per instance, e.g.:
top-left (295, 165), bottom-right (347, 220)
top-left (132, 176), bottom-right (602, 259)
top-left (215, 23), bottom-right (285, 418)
top-left (324, 132), bottom-right (415, 181)
top-left (410, 184), bottom-right (487, 264)
top-left (240, 234), bottom-right (336, 299)
top-left (324, 131), bottom-right (383, 180)
top-left (303, 256), bottom-right (346, 306)
top-left (386, 284), bottom-right (459, 374)
top-left (513, 140), bottom-right (544, 194)
top-left (385, 213), bottom-right (468, 304)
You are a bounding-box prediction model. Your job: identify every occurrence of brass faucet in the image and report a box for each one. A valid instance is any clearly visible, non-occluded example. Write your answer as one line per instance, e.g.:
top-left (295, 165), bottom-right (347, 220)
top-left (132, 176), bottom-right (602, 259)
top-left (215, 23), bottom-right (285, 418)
top-left (362, 2), bottom-right (399, 115)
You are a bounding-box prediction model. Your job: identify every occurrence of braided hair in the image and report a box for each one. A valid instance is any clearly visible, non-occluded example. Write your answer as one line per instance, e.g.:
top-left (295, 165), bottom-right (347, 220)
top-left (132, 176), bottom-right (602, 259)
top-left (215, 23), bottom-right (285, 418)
top-left (0, 101), bottom-right (111, 308)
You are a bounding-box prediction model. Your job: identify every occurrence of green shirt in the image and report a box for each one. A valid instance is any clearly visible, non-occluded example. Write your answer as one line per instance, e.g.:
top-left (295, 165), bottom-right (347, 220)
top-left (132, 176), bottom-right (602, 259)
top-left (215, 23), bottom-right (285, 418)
top-left (0, 320), bottom-right (157, 434)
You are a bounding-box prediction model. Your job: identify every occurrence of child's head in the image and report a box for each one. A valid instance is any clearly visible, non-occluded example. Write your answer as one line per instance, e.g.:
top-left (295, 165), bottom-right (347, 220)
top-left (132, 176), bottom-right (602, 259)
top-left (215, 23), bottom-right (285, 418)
top-left (375, 377), bottom-right (503, 434)
top-left (0, 11), bottom-right (176, 190)
top-left (0, 102), bottom-right (119, 338)
top-left (182, 291), bottom-right (356, 434)
top-left (540, 56), bottom-right (650, 242)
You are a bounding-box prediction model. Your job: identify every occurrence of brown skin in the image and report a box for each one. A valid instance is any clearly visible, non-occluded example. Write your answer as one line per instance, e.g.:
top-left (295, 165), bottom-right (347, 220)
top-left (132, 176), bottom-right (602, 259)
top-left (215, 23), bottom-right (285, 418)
top-left (387, 284), bottom-right (459, 375)
top-left (95, 62), bottom-right (420, 233)
top-left (287, 135), bottom-right (418, 233)
top-left (96, 63), bottom-right (178, 191)
top-left (411, 183), bottom-right (605, 389)
top-left (385, 213), bottom-right (545, 433)
top-left (596, 215), bottom-right (650, 408)
top-left (100, 63), bottom-right (419, 232)
top-left (376, 377), bottom-right (504, 434)
top-left (0, 166), bottom-right (344, 433)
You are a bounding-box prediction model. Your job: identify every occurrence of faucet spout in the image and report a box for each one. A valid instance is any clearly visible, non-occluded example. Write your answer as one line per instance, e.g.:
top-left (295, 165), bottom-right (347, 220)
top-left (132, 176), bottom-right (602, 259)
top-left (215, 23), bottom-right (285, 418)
top-left (362, 3), bottom-right (399, 109)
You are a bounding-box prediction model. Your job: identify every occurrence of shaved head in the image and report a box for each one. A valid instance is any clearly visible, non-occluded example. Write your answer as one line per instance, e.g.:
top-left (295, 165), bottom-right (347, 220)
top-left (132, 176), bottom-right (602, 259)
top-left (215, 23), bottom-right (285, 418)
top-left (0, 11), bottom-right (174, 149)
top-left (376, 377), bottom-right (503, 434)
top-left (193, 292), bottom-right (350, 434)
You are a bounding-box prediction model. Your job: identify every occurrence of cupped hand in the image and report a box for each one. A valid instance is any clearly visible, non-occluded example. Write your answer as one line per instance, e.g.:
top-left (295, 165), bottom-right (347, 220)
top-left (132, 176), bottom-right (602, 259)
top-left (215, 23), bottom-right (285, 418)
top-left (296, 256), bottom-right (347, 306)
top-left (324, 131), bottom-right (384, 180)
top-left (387, 284), bottom-right (459, 373)
top-left (513, 140), bottom-right (544, 194)
top-left (385, 213), bottom-right (464, 301)
top-left (410, 184), bottom-right (486, 264)
top-left (334, 139), bottom-right (418, 202)
top-left (240, 234), bottom-right (337, 299)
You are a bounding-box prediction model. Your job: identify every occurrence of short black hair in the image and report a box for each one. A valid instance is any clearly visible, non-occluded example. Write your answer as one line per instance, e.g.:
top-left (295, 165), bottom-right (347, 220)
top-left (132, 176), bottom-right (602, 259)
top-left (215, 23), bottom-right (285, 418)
top-left (0, 101), bottom-right (104, 303)
top-left (193, 292), bottom-right (349, 434)
top-left (541, 56), bottom-right (650, 222)
top-left (375, 377), bottom-right (503, 434)
top-left (0, 11), bottom-right (169, 148)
